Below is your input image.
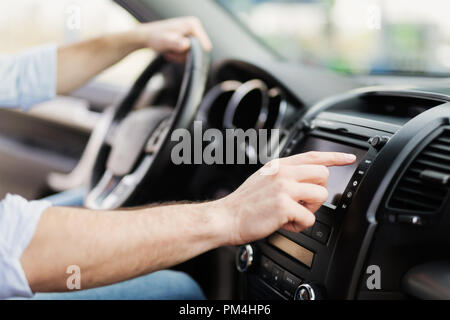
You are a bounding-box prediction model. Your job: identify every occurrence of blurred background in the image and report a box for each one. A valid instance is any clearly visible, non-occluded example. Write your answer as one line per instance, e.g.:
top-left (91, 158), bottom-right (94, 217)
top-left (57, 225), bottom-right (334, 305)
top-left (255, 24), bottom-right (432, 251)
top-left (0, 0), bottom-right (152, 87)
top-left (3, 0), bottom-right (450, 79)
top-left (218, 0), bottom-right (450, 76)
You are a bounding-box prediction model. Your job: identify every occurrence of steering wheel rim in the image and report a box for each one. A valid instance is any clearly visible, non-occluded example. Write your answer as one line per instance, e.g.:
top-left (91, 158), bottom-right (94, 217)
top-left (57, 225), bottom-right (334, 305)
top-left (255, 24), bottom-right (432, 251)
top-left (85, 38), bottom-right (210, 209)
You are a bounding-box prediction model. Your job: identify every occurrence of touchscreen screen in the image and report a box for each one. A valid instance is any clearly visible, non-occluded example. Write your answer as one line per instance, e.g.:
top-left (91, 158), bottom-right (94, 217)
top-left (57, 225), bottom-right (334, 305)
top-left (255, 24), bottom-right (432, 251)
top-left (292, 137), bottom-right (367, 207)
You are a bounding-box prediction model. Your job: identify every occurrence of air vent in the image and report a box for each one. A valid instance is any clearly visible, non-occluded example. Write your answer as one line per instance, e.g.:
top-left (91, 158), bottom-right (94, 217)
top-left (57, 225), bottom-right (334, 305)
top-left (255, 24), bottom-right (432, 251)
top-left (314, 127), bottom-right (369, 143)
top-left (388, 129), bottom-right (450, 214)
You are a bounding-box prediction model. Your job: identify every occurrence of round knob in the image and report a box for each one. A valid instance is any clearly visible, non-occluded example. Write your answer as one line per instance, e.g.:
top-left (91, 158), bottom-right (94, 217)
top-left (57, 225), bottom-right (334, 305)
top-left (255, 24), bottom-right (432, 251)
top-left (235, 244), bottom-right (254, 272)
top-left (368, 135), bottom-right (389, 149)
top-left (294, 283), bottom-right (324, 300)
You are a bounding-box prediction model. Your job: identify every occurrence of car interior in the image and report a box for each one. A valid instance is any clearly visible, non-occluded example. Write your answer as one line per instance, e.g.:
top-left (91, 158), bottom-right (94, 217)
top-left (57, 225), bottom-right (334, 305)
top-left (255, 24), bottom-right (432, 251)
top-left (2, 0), bottom-right (450, 300)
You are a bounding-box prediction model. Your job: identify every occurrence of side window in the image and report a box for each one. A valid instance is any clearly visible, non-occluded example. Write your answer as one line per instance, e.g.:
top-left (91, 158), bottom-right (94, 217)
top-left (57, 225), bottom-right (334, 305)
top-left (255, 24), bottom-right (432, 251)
top-left (0, 0), bottom-right (153, 87)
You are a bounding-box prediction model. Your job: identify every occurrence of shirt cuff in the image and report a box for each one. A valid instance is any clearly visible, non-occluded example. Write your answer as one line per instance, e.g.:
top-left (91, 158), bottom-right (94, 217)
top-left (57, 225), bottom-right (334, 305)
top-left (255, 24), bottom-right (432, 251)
top-left (0, 195), bottom-right (52, 299)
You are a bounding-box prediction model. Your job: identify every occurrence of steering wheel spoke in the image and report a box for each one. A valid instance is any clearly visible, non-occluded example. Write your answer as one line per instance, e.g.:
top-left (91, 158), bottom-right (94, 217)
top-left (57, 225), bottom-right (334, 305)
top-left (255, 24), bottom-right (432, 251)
top-left (145, 117), bottom-right (171, 154)
top-left (104, 120), bottom-right (121, 147)
top-left (85, 155), bottom-right (154, 209)
top-left (84, 38), bottom-right (209, 209)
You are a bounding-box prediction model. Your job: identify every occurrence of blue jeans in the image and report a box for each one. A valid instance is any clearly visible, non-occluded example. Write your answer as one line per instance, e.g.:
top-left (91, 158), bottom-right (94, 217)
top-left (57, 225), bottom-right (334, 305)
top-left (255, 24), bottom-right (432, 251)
top-left (32, 270), bottom-right (205, 300)
top-left (30, 189), bottom-right (205, 300)
top-left (41, 188), bottom-right (86, 207)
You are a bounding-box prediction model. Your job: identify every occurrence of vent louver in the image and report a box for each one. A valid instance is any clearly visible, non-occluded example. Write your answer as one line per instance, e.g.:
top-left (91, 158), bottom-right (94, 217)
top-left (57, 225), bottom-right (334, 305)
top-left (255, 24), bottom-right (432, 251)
top-left (388, 129), bottom-right (450, 214)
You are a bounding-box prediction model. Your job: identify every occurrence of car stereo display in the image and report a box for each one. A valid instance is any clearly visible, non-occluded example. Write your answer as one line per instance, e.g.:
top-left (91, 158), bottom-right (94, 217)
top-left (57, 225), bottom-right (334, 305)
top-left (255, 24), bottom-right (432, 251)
top-left (292, 137), bottom-right (367, 207)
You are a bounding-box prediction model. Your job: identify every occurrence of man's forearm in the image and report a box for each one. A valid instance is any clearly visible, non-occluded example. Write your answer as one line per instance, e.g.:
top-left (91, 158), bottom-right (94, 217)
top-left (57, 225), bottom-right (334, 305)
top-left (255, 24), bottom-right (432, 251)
top-left (20, 151), bottom-right (355, 294)
top-left (55, 17), bottom-right (214, 95)
top-left (21, 201), bottom-right (227, 292)
top-left (57, 31), bottom-right (144, 94)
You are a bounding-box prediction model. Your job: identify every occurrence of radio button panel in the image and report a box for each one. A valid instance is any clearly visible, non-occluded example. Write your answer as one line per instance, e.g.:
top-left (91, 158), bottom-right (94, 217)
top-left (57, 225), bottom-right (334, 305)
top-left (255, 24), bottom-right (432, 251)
top-left (336, 147), bottom-right (377, 214)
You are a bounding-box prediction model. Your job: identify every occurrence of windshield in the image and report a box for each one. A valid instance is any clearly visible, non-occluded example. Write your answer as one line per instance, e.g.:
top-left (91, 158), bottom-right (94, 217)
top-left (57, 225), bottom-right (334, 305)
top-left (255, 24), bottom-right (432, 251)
top-left (216, 0), bottom-right (450, 76)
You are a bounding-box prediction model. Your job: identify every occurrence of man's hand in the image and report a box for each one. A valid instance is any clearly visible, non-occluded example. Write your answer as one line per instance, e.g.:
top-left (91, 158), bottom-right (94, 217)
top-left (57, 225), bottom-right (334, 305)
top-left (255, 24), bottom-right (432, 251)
top-left (134, 17), bottom-right (213, 63)
top-left (57, 17), bottom-right (211, 94)
top-left (216, 152), bottom-right (356, 245)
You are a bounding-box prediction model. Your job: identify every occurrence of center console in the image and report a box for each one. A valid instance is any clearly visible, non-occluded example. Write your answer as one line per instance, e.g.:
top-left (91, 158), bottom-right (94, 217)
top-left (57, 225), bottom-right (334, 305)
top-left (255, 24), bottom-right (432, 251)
top-left (234, 87), bottom-right (418, 299)
top-left (236, 111), bottom-right (395, 300)
top-left (234, 84), bottom-right (450, 300)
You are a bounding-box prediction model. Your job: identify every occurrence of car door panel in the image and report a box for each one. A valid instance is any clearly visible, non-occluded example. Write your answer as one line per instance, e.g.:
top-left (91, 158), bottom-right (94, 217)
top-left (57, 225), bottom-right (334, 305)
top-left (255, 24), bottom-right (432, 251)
top-left (0, 102), bottom-right (92, 199)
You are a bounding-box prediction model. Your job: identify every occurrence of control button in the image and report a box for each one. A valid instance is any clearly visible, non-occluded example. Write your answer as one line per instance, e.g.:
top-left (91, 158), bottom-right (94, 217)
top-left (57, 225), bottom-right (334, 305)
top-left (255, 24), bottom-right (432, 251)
top-left (294, 283), bottom-right (325, 300)
top-left (397, 215), bottom-right (423, 225)
top-left (368, 136), bottom-right (381, 148)
top-left (346, 191), bottom-right (353, 199)
top-left (302, 226), bottom-right (313, 236)
top-left (283, 271), bottom-right (302, 290)
top-left (379, 136), bottom-right (390, 148)
top-left (368, 135), bottom-right (389, 150)
top-left (341, 203), bottom-right (348, 210)
top-left (271, 265), bottom-right (283, 289)
top-left (311, 222), bottom-right (331, 244)
top-left (235, 244), bottom-right (254, 272)
top-left (260, 256), bottom-right (273, 282)
top-left (352, 180), bottom-right (358, 187)
top-left (282, 272), bottom-right (302, 298)
top-left (261, 270), bottom-right (271, 283)
top-left (358, 158), bottom-right (374, 172)
top-left (261, 256), bottom-right (272, 270)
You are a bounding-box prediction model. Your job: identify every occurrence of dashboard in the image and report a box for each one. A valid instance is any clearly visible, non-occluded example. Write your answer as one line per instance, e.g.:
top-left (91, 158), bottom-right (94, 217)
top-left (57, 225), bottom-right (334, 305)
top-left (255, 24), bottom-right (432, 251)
top-left (190, 60), bottom-right (450, 300)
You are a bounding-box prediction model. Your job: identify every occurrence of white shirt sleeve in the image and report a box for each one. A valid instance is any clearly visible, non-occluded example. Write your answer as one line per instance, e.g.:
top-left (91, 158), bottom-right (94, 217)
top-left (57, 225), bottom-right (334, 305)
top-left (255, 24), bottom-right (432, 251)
top-left (0, 44), bottom-right (57, 110)
top-left (0, 194), bottom-right (52, 299)
top-left (0, 45), bottom-right (57, 299)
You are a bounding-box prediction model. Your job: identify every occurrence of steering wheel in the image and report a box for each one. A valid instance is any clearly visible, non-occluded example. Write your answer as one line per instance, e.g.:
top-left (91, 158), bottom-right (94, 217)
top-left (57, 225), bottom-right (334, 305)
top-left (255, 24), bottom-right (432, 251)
top-left (84, 38), bottom-right (210, 209)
